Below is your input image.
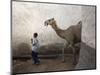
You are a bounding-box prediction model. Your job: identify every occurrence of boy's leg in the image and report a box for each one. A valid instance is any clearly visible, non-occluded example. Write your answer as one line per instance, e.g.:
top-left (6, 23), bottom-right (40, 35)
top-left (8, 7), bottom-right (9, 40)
top-left (32, 51), bottom-right (40, 64)
top-left (35, 52), bottom-right (40, 63)
top-left (32, 51), bottom-right (37, 64)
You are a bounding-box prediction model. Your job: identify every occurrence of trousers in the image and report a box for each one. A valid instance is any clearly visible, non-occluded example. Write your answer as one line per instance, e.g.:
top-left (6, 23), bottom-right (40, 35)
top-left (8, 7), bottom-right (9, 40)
top-left (32, 51), bottom-right (40, 64)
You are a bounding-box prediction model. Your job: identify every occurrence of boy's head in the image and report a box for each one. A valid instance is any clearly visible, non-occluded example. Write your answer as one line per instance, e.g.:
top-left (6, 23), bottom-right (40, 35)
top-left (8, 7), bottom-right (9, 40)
top-left (33, 33), bottom-right (38, 38)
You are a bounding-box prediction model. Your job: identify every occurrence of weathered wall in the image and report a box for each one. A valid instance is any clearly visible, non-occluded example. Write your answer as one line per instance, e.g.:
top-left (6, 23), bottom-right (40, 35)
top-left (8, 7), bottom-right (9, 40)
top-left (75, 6), bottom-right (96, 69)
top-left (81, 6), bottom-right (96, 49)
top-left (12, 1), bottom-right (96, 50)
top-left (12, 1), bottom-right (82, 50)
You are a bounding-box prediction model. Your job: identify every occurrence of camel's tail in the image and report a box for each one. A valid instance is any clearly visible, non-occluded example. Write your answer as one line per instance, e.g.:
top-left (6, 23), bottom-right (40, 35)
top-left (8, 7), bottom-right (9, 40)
top-left (77, 20), bottom-right (82, 27)
top-left (78, 21), bottom-right (82, 25)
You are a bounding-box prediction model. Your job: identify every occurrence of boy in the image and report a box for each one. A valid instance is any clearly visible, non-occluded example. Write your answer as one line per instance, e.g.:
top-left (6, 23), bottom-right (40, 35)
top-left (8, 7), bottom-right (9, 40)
top-left (31, 33), bottom-right (40, 64)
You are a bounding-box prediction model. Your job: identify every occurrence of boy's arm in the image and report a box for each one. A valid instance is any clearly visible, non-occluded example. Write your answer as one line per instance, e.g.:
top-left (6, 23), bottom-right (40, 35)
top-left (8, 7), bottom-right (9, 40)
top-left (32, 39), bottom-right (37, 46)
top-left (31, 38), bottom-right (33, 44)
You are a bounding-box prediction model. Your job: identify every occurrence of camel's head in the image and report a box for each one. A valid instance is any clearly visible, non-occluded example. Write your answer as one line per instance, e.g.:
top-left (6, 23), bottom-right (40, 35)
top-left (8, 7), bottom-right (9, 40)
top-left (44, 18), bottom-right (55, 26)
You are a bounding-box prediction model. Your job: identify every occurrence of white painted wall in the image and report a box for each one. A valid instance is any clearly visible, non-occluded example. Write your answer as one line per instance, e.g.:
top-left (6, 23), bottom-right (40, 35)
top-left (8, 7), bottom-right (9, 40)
top-left (12, 1), bottom-right (96, 49)
top-left (12, 1), bottom-right (82, 49)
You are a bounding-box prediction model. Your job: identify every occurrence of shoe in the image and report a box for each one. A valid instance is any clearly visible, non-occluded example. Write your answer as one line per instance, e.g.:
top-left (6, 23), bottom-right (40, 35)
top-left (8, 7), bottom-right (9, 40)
top-left (36, 62), bottom-right (40, 65)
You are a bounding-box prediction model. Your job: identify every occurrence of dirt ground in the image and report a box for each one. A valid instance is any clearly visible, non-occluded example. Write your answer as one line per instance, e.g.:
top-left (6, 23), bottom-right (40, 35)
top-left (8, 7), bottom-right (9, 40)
top-left (12, 42), bottom-right (96, 74)
top-left (13, 54), bottom-right (76, 74)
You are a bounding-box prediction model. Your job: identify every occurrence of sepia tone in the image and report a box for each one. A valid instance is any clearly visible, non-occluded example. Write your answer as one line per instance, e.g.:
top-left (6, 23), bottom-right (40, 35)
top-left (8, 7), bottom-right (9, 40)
top-left (12, 1), bottom-right (96, 74)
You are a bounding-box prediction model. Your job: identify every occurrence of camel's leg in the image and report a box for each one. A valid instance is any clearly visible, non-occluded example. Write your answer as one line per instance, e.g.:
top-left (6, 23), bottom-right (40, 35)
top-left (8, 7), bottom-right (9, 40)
top-left (71, 46), bottom-right (77, 65)
top-left (72, 47), bottom-right (76, 65)
top-left (62, 42), bottom-right (68, 62)
top-left (68, 41), bottom-right (77, 65)
top-left (62, 47), bottom-right (65, 62)
top-left (74, 43), bottom-right (81, 64)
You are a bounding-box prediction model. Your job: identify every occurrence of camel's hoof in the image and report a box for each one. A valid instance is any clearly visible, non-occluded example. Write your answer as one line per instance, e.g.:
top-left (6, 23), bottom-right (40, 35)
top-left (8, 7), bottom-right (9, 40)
top-left (73, 61), bottom-right (77, 65)
top-left (62, 60), bottom-right (66, 63)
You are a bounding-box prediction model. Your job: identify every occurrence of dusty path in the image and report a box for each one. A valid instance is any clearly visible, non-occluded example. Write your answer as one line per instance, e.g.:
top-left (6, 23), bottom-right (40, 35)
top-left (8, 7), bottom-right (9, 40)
top-left (13, 55), bottom-right (76, 74)
top-left (13, 42), bottom-right (96, 74)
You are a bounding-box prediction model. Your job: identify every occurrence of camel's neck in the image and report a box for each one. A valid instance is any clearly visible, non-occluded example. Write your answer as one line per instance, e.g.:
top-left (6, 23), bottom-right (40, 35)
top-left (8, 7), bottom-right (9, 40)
top-left (51, 22), bottom-right (63, 32)
top-left (50, 22), bottom-right (65, 39)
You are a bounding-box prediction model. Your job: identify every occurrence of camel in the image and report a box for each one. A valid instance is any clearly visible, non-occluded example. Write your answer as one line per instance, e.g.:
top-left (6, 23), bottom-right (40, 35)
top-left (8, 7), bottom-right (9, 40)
top-left (44, 18), bottom-right (82, 64)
